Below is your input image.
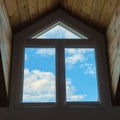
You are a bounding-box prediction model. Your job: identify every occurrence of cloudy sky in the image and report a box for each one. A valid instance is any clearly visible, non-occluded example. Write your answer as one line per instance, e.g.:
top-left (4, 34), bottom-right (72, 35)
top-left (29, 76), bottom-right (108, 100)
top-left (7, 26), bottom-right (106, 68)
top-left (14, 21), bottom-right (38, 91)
top-left (22, 25), bottom-right (98, 103)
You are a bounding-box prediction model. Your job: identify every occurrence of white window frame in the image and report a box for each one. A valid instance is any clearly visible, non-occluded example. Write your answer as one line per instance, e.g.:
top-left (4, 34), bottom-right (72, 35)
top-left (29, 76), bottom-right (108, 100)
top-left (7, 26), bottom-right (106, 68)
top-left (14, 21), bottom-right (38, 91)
top-left (10, 10), bottom-right (112, 109)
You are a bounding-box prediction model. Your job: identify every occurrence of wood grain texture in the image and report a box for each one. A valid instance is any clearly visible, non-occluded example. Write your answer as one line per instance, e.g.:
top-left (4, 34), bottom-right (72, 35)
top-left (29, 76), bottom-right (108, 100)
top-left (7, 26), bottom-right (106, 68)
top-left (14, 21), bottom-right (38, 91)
top-left (112, 40), bottom-right (120, 95)
top-left (0, 0), bottom-right (12, 98)
top-left (3, 0), bottom-right (118, 32)
top-left (47, 0), bottom-right (58, 11)
top-left (107, 2), bottom-right (120, 97)
top-left (81, 0), bottom-right (94, 20)
top-left (4, 0), bottom-right (21, 31)
top-left (90, 0), bottom-right (105, 25)
top-left (27, 0), bottom-right (39, 22)
top-left (72, 0), bottom-right (82, 16)
top-left (38, 0), bottom-right (47, 16)
top-left (17, 0), bottom-right (30, 26)
top-left (63, 0), bottom-right (73, 12)
top-left (99, 0), bottom-right (118, 29)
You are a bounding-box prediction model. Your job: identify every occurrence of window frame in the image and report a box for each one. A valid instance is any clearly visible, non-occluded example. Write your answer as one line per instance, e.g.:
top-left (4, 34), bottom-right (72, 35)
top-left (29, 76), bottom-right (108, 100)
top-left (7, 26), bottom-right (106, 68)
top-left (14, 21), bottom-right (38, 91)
top-left (10, 10), bottom-right (112, 109)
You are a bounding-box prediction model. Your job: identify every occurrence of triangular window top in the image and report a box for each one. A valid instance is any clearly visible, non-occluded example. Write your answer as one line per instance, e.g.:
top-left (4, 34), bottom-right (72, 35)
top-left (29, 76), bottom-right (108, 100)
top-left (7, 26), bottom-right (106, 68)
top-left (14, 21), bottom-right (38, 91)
top-left (33, 22), bottom-right (87, 39)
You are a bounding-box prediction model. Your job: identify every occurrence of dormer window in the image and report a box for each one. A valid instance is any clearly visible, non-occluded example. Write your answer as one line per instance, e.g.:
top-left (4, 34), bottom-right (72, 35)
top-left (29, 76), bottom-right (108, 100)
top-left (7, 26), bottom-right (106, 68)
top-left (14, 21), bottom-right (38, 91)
top-left (11, 10), bottom-right (111, 108)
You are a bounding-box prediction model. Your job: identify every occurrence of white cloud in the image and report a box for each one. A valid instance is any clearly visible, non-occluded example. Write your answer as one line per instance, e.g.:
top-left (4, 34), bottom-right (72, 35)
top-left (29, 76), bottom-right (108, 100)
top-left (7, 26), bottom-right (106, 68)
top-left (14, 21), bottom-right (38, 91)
top-left (68, 95), bottom-right (87, 101)
top-left (23, 68), bottom-right (87, 102)
top-left (66, 54), bottom-right (85, 65)
top-left (36, 48), bottom-right (55, 56)
top-left (66, 79), bottom-right (87, 101)
top-left (80, 63), bottom-right (96, 76)
top-left (65, 48), bottom-right (93, 69)
top-left (23, 69), bottom-right (56, 102)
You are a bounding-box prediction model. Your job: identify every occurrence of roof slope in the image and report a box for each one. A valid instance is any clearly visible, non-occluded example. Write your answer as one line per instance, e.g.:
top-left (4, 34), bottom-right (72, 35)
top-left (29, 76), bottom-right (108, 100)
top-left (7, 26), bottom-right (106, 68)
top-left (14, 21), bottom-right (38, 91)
top-left (4, 0), bottom-right (118, 32)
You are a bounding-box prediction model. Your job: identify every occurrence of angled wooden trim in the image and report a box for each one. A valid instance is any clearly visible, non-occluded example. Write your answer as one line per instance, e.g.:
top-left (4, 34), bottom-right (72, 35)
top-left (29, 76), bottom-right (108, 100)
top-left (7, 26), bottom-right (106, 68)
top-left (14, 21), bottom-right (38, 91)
top-left (15, 9), bottom-right (104, 40)
top-left (0, 52), bottom-right (8, 107)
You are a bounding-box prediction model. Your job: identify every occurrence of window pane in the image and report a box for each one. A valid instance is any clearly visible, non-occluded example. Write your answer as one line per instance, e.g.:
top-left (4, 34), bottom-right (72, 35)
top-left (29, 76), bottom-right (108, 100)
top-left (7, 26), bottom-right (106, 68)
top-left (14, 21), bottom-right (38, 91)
top-left (22, 48), bottom-right (56, 103)
top-left (65, 48), bottom-right (99, 102)
top-left (33, 22), bottom-right (87, 39)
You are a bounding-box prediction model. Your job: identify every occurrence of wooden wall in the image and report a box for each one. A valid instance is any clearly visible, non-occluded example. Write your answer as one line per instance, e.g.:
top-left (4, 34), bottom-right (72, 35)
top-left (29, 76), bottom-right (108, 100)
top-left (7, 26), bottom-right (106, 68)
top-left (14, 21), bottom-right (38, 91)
top-left (107, 1), bottom-right (120, 100)
top-left (0, 0), bottom-right (12, 101)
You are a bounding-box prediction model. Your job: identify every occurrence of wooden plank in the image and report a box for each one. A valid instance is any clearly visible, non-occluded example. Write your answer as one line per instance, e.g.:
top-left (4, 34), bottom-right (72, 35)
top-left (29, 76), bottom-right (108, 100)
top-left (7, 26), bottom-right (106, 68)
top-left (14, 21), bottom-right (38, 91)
top-left (106, 1), bottom-right (120, 99)
top-left (90, 0), bottom-right (105, 25)
top-left (63, 0), bottom-right (73, 12)
top-left (4, 0), bottom-right (21, 30)
top-left (107, 9), bottom-right (119, 39)
top-left (38, 0), bottom-right (47, 16)
top-left (81, 0), bottom-right (94, 20)
top-left (27, 0), bottom-right (39, 22)
top-left (17, 0), bottom-right (30, 26)
top-left (72, 0), bottom-right (82, 16)
top-left (107, 2), bottom-right (120, 42)
top-left (108, 29), bottom-right (119, 54)
top-left (108, 28), bottom-right (120, 74)
top-left (2, 30), bottom-right (11, 66)
top-left (0, 3), bottom-right (12, 37)
top-left (0, 1), bottom-right (12, 35)
top-left (112, 41), bottom-right (120, 96)
top-left (47, 0), bottom-right (58, 11)
top-left (99, 0), bottom-right (118, 29)
top-left (0, 1), bottom-right (12, 96)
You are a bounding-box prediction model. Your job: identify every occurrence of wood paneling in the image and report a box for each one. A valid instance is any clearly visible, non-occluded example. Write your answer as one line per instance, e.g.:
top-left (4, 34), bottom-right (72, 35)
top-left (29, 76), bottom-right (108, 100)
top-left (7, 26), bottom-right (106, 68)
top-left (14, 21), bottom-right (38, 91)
top-left (72, 0), bottom-right (82, 16)
top-left (99, 0), bottom-right (118, 29)
top-left (63, 0), bottom-right (73, 12)
top-left (38, 0), bottom-right (47, 16)
top-left (27, 0), bottom-right (39, 22)
top-left (17, 0), bottom-right (30, 26)
top-left (4, 0), bottom-right (21, 31)
top-left (47, 0), bottom-right (58, 11)
top-left (0, 0), bottom-right (12, 101)
top-left (3, 0), bottom-right (118, 32)
top-left (90, 0), bottom-right (105, 25)
top-left (107, 1), bottom-right (120, 98)
top-left (81, 0), bottom-right (94, 20)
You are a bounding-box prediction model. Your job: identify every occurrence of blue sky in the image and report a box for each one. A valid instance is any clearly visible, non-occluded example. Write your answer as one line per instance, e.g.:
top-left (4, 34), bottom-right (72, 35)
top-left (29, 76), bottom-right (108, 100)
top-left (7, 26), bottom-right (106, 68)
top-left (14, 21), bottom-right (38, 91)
top-left (22, 25), bottom-right (98, 103)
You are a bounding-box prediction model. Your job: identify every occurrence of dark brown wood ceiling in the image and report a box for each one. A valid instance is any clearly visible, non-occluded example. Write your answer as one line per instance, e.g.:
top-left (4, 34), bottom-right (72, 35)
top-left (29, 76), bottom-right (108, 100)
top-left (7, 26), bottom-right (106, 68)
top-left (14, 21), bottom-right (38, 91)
top-left (4, 0), bottom-right (118, 33)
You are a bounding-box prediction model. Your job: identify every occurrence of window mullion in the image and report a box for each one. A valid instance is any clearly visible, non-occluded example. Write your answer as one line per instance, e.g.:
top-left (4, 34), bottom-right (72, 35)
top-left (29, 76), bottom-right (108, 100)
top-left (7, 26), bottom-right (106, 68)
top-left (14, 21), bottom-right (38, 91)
top-left (56, 40), bottom-right (65, 108)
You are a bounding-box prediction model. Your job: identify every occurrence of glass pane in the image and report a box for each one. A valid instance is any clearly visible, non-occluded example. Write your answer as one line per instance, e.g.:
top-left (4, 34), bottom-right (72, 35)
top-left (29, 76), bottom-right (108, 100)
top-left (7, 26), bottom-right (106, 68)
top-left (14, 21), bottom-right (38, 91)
top-left (33, 22), bottom-right (87, 39)
top-left (65, 48), bottom-right (98, 102)
top-left (22, 48), bottom-right (56, 103)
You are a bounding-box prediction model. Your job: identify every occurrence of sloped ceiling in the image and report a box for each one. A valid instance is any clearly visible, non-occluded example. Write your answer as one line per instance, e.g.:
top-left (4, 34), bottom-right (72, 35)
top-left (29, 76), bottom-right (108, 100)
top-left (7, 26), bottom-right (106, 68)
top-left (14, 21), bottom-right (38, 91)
top-left (4, 0), bottom-right (118, 33)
